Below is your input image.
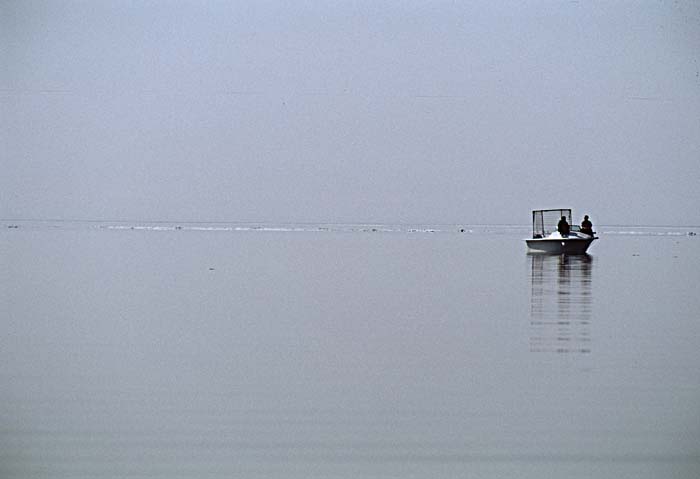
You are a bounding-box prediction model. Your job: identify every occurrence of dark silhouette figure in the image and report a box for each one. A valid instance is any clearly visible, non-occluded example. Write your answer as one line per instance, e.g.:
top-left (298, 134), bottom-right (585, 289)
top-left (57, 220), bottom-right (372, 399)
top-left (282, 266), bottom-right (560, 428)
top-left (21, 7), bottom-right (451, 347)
top-left (557, 216), bottom-right (570, 236)
top-left (580, 215), bottom-right (594, 236)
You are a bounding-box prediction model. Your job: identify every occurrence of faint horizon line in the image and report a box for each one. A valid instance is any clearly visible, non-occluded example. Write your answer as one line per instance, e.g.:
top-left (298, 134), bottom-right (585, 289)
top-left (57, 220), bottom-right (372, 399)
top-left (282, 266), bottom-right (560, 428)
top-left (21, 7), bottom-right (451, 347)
top-left (1, 217), bottom-right (699, 229)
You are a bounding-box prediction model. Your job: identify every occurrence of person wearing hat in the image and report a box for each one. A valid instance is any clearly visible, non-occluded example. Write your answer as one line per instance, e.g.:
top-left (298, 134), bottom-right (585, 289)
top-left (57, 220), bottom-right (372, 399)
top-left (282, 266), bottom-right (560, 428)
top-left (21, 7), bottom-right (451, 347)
top-left (580, 215), bottom-right (594, 236)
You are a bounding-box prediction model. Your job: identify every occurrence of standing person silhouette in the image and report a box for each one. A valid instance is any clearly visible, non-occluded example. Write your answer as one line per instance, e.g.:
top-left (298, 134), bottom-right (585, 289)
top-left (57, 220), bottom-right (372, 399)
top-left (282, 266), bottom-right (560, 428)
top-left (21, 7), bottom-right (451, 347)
top-left (557, 216), bottom-right (570, 236)
top-left (580, 215), bottom-right (594, 236)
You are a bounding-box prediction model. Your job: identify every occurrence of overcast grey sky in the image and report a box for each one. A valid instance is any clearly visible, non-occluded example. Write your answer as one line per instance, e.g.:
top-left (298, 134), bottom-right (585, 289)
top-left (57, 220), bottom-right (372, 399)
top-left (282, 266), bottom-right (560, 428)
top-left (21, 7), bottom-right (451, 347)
top-left (2, 1), bottom-right (699, 226)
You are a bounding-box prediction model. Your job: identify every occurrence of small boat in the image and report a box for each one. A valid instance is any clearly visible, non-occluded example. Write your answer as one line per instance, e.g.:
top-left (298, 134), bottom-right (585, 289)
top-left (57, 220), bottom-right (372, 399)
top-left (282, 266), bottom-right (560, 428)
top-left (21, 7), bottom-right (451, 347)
top-left (526, 208), bottom-right (597, 254)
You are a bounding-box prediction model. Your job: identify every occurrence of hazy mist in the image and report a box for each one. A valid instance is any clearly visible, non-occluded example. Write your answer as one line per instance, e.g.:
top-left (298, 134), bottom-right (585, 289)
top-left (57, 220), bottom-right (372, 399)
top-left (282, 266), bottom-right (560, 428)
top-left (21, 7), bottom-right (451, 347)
top-left (2, 1), bottom-right (699, 226)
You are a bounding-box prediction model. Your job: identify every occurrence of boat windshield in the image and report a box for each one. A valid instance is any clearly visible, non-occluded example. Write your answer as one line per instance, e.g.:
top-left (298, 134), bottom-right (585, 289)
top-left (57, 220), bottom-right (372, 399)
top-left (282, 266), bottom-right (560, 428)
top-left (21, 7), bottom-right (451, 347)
top-left (532, 209), bottom-right (572, 238)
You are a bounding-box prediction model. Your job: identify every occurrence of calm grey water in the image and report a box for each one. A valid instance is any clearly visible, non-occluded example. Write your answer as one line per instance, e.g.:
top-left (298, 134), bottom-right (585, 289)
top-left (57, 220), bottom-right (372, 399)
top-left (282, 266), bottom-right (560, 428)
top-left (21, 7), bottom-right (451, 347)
top-left (2, 223), bottom-right (699, 478)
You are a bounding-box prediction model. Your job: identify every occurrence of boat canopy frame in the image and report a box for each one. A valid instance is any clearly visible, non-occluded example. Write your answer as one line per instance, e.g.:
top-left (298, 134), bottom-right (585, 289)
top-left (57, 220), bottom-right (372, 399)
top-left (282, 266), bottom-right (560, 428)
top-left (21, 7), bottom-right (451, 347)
top-left (532, 208), bottom-right (573, 238)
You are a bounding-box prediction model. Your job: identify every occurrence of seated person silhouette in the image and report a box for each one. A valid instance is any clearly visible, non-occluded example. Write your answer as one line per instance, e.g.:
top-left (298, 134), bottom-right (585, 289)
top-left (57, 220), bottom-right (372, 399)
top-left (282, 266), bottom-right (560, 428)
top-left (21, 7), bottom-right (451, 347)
top-left (557, 216), bottom-right (570, 236)
top-left (580, 215), bottom-right (594, 236)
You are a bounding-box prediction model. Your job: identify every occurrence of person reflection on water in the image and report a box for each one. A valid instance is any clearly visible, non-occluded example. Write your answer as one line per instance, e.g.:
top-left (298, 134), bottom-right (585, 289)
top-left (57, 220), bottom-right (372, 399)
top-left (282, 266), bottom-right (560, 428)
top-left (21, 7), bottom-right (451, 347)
top-left (557, 216), bottom-right (570, 236)
top-left (580, 215), bottom-right (594, 236)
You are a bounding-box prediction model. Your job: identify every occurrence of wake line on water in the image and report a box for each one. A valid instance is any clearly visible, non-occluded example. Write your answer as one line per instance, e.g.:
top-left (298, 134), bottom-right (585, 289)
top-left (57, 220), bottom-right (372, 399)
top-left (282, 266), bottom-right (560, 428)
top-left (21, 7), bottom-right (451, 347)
top-left (1, 219), bottom-right (698, 236)
top-left (601, 230), bottom-right (691, 236)
top-left (102, 224), bottom-right (450, 234)
top-left (0, 219), bottom-right (459, 234)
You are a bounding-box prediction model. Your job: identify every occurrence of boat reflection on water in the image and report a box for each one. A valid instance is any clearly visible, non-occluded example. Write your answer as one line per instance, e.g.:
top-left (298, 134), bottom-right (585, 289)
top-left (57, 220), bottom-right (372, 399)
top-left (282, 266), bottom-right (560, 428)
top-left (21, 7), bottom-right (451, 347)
top-left (529, 253), bottom-right (593, 354)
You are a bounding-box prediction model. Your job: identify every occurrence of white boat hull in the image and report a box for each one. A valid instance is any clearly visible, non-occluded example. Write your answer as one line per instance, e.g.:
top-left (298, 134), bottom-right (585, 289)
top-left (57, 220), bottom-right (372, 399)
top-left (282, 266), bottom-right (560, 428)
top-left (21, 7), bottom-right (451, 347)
top-left (526, 237), bottom-right (595, 254)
